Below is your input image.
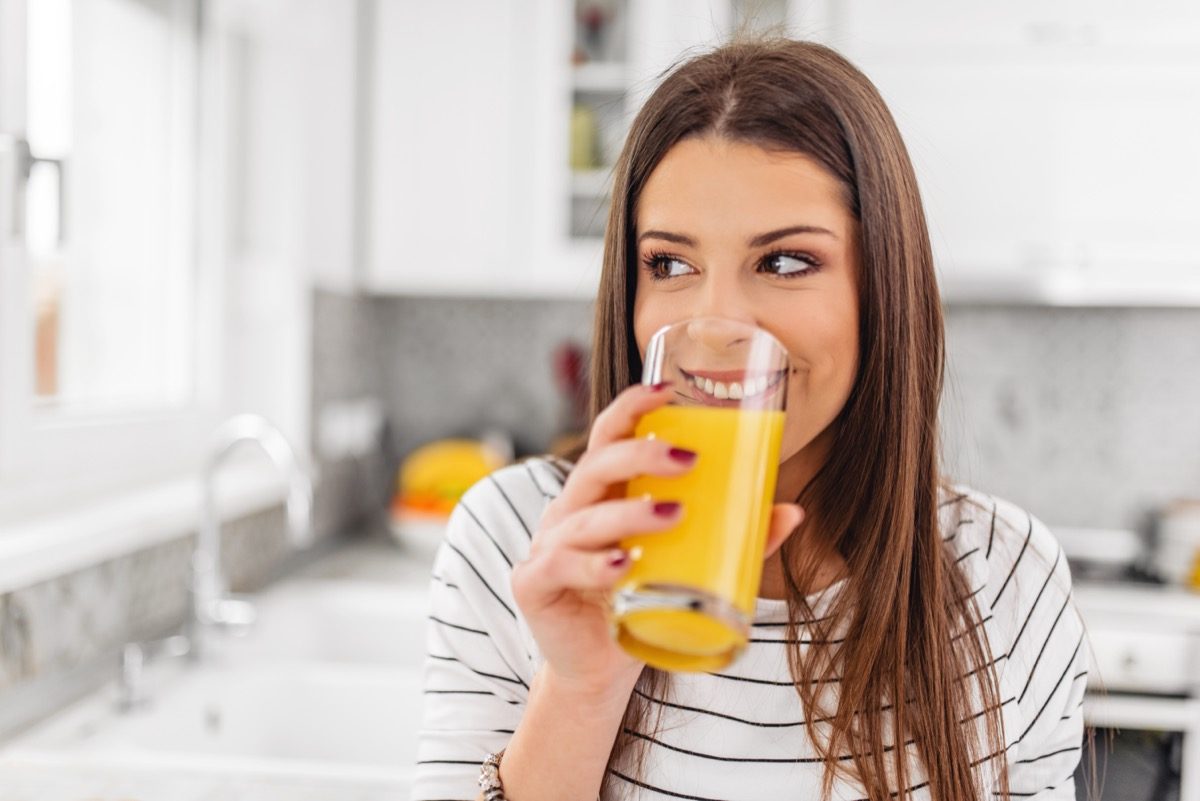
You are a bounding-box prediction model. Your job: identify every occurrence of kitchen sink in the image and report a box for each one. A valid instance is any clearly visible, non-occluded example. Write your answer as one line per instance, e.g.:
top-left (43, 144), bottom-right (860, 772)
top-left (224, 579), bottom-right (431, 667)
top-left (10, 661), bottom-right (422, 783)
top-left (1, 559), bottom-right (436, 794)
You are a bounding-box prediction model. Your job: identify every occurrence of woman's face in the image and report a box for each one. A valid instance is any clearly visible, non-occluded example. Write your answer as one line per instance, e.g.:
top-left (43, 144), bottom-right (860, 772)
top-left (632, 135), bottom-right (861, 471)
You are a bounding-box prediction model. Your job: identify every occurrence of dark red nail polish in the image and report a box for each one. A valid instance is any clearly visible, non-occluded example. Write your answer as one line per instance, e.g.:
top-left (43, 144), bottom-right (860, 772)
top-left (608, 550), bottom-right (630, 568)
top-left (650, 381), bottom-right (672, 392)
top-left (668, 447), bottom-right (697, 465)
top-left (653, 501), bottom-right (682, 517)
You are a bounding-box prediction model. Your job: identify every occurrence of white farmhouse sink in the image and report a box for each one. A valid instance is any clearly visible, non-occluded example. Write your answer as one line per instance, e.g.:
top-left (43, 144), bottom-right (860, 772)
top-left (12, 662), bottom-right (422, 783)
top-left (225, 579), bottom-right (431, 667)
top-left (2, 563), bottom-right (437, 793)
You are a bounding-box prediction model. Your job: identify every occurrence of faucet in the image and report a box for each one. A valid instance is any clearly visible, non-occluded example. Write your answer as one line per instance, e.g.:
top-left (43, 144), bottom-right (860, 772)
top-left (116, 414), bottom-right (313, 710)
top-left (188, 413), bottom-right (314, 657)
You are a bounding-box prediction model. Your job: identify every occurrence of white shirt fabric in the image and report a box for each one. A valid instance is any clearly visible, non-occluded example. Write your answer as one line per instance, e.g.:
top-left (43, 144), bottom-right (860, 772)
top-left (412, 456), bottom-right (1087, 801)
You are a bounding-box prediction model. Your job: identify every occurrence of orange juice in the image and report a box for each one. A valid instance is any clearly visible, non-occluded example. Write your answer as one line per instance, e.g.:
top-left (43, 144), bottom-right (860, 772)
top-left (614, 403), bottom-right (785, 671)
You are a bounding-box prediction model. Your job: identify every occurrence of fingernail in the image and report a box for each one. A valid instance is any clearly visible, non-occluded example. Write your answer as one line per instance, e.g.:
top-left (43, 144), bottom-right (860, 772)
top-left (668, 447), bottom-right (697, 465)
top-left (653, 501), bottom-right (682, 517)
top-left (649, 381), bottom-right (672, 392)
top-left (607, 549), bottom-right (630, 568)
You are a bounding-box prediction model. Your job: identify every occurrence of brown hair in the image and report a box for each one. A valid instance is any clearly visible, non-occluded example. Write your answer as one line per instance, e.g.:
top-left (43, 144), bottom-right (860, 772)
top-left (555, 37), bottom-right (1015, 800)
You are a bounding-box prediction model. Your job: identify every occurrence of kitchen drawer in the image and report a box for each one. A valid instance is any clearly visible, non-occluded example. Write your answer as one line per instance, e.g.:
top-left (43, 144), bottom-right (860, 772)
top-left (1087, 624), bottom-right (1199, 694)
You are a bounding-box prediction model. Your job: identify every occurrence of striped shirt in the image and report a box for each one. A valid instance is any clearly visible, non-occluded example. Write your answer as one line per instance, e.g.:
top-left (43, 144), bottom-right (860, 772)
top-left (412, 456), bottom-right (1087, 801)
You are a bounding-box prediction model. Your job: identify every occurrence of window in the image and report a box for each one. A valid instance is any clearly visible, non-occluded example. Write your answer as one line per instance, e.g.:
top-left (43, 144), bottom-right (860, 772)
top-left (0, 0), bottom-right (217, 519)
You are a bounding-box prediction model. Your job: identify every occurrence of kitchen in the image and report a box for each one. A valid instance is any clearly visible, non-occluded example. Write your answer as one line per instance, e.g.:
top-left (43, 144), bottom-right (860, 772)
top-left (1, 0), bottom-right (1200, 799)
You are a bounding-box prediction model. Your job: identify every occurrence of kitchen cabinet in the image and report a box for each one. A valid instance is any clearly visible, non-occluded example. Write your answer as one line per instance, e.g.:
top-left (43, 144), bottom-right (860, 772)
top-left (364, 0), bottom-right (1200, 303)
top-left (365, 0), bottom-right (527, 296)
top-left (364, 0), bottom-right (834, 299)
top-left (842, 3), bottom-right (1200, 304)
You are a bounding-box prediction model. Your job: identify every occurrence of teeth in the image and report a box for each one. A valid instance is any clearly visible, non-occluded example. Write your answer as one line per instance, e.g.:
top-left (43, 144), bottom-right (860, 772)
top-left (687, 372), bottom-right (779, 400)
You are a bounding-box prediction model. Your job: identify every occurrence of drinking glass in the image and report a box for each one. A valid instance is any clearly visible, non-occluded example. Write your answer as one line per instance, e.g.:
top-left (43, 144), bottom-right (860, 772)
top-left (611, 316), bottom-right (789, 672)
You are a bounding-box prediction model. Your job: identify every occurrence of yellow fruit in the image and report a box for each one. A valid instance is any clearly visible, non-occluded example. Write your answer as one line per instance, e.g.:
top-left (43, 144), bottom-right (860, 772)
top-left (397, 439), bottom-right (508, 511)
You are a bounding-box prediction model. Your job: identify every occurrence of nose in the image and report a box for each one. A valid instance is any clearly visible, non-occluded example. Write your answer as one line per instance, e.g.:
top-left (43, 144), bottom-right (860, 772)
top-left (687, 272), bottom-right (759, 349)
top-left (685, 316), bottom-right (756, 352)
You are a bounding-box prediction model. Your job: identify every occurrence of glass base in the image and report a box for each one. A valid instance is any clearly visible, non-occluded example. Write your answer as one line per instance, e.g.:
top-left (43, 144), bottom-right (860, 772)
top-left (612, 585), bottom-right (749, 672)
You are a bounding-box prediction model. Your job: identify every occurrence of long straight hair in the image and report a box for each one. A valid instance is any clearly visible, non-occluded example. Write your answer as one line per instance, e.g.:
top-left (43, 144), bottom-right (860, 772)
top-left (554, 38), bottom-right (1012, 800)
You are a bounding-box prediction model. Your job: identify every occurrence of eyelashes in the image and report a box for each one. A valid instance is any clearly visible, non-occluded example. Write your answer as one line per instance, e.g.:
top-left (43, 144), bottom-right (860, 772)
top-left (640, 250), bottom-right (823, 282)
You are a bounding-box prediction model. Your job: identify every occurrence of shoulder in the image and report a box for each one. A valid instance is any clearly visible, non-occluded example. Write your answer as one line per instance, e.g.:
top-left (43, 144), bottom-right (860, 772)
top-left (442, 454), bottom-right (569, 567)
top-left (937, 483), bottom-right (1082, 668)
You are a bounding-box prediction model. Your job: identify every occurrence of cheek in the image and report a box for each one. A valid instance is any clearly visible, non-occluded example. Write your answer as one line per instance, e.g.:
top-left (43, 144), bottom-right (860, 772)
top-left (779, 305), bottom-right (859, 453)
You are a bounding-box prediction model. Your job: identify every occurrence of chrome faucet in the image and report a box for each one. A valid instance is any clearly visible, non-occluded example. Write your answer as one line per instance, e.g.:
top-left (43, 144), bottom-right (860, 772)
top-left (116, 414), bottom-right (313, 710)
top-left (189, 413), bottom-right (314, 657)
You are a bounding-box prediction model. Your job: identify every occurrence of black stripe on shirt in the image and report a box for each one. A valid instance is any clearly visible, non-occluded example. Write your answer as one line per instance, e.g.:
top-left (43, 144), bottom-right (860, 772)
top-left (1007, 546), bottom-right (1064, 656)
top-left (428, 653), bottom-right (529, 689)
top-left (428, 614), bottom-right (489, 636)
top-left (634, 688), bottom-right (901, 729)
top-left (423, 688), bottom-right (522, 705)
top-left (955, 546), bottom-right (981, 564)
top-left (430, 573), bottom-right (460, 591)
top-left (443, 540), bottom-right (517, 620)
top-left (1019, 633), bottom-right (1085, 742)
top-left (997, 771), bottom-right (1077, 797)
top-left (460, 501), bottom-right (514, 568)
top-left (542, 457), bottom-right (570, 483)
top-left (625, 727), bottom-right (914, 764)
top-left (1014, 745), bottom-right (1081, 765)
top-left (706, 671), bottom-right (841, 687)
top-left (939, 492), bottom-right (969, 508)
top-left (986, 500), bottom-right (998, 558)
top-left (942, 518), bottom-right (974, 544)
top-left (747, 635), bottom-right (846, 645)
top-left (608, 769), bottom-right (730, 801)
top-left (523, 461), bottom-right (557, 501)
top-left (991, 511), bottom-right (1034, 606)
top-left (488, 474), bottom-right (533, 540)
top-left (1017, 592), bottom-right (1074, 703)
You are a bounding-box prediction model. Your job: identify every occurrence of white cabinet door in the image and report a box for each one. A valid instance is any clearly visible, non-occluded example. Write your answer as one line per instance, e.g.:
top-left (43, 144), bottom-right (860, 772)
top-left (366, 0), bottom-right (520, 295)
top-left (840, 0), bottom-right (1072, 53)
top-left (859, 56), bottom-right (1061, 281)
top-left (626, 0), bottom-right (731, 110)
top-left (1055, 59), bottom-right (1200, 271)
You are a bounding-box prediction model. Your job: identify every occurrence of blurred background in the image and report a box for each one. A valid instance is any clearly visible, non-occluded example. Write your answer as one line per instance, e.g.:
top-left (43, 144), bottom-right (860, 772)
top-left (0, 1), bottom-right (1199, 798)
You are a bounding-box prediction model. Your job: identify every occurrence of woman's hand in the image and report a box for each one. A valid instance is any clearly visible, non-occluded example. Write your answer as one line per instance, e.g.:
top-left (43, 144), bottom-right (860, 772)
top-left (511, 381), bottom-right (805, 701)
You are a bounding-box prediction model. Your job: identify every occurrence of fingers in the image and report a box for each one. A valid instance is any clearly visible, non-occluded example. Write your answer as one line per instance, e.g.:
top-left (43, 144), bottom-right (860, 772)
top-left (586, 381), bottom-right (675, 453)
top-left (763, 503), bottom-right (804, 561)
top-left (512, 542), bottom-right (637, 611)
top-left (542, 496), bottom-right (683, 552)
top-left (544, 435), bottom-right (697, 527)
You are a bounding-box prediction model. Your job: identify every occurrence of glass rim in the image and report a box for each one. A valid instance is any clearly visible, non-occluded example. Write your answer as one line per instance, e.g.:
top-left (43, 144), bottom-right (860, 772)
top-left (641, 316), bottom-right (790, 388)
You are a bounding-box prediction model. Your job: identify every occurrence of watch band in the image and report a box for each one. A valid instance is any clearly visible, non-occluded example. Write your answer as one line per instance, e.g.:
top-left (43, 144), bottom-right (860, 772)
top-left (478, 749), bottom-right (507, 800)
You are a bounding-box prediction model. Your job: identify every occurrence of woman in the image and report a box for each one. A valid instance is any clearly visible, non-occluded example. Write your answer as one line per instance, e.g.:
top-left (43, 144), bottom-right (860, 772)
top-left (413, 38), bottom-right (1088, 801)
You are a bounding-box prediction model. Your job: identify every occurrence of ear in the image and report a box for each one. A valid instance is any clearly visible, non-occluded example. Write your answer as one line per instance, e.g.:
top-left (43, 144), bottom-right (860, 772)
top-left (764, 503), bottom-right (804, 561)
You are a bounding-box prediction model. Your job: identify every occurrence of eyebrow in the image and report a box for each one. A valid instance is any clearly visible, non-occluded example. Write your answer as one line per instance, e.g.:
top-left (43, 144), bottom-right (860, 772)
top-left (637, 225), bottom-right (838, 248)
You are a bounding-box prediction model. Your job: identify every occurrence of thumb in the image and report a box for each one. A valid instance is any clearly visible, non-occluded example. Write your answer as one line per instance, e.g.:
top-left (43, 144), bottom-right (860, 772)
top-left (763, 503), bottom-right (804, 561)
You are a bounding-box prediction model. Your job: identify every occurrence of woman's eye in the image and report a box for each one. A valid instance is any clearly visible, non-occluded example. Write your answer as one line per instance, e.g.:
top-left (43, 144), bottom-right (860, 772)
top-left (761, 252), bottom-right (820, 278)
top-left (642, 254), bottom-right (694, 281)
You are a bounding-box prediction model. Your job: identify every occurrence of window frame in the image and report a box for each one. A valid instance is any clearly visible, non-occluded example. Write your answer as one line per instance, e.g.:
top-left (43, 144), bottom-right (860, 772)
top-left (0, 0), bottom-right (223, 523)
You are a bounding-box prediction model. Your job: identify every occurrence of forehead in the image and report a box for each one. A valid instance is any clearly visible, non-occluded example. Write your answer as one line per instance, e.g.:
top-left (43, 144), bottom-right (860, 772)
top-left (635, 136), bottom-right (850, 238)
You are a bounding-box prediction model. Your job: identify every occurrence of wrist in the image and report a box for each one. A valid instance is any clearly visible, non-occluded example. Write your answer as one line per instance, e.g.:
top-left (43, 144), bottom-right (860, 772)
top-left (536, 662), bottom-right (640, 713)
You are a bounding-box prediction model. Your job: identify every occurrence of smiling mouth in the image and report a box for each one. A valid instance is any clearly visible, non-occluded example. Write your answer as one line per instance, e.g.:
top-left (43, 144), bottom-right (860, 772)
top-left (678, 367), bottom-right (788, 404)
